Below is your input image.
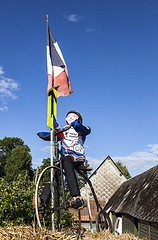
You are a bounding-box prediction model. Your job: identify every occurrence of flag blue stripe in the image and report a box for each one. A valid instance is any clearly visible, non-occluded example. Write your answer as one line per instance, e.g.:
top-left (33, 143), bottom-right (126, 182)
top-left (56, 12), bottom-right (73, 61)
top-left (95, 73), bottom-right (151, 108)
top-left (47, 25), bottom-right (65, 67)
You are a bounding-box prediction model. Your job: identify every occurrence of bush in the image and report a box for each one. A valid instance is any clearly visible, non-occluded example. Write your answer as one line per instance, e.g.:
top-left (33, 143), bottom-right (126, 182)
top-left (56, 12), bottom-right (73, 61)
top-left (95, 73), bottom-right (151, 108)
top-left (0, 170), bottom-right (74, 228)
top-left (0, 173), bottom-right (35, 226)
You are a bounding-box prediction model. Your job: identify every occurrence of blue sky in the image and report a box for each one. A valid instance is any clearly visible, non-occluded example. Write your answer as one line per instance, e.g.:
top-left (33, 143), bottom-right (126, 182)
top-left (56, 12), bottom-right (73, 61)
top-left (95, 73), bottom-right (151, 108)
top-left (1, 0), bottom-right (158, 177)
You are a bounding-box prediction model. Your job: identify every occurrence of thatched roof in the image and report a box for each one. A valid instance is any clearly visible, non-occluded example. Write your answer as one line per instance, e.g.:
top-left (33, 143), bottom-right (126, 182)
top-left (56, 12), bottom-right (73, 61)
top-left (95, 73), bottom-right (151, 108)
top-left (104, 164), bottom-right (158, 222)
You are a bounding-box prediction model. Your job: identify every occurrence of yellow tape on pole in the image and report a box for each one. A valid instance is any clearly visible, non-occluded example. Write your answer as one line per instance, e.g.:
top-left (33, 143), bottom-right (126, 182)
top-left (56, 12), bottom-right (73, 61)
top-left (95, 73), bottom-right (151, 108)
top-left (47, 87), bottom-right (57, 129)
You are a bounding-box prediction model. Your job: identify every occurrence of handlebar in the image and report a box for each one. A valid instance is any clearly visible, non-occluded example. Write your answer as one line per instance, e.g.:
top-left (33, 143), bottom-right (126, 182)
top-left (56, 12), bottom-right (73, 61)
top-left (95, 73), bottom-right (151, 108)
top-left (54, 123), bottom-right (73, 136)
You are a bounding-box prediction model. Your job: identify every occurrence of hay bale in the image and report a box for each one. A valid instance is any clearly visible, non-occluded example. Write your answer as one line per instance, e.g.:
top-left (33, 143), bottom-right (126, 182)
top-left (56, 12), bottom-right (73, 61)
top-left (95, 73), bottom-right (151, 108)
top-left (0, 226), bottom-right (144, 239)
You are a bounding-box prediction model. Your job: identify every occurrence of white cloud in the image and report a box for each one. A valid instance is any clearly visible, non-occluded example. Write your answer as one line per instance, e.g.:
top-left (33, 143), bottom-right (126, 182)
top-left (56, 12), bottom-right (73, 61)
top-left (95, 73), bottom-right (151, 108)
top-left (86, 156), bottom-right (103, 170)
top-left (35, 143), bottom-right (158, 177)
top-left (85, 28), bottom-right (95, 32)
top-left (0, 106), bottom-right (8, 111)
top-left (40, 145), bottom-right (50, 153)
top-left (0, 66), bottom-right (4, 75)
top-left (66, 14), bottom-right (83, 22)
top-left (112, 144), bottom-right (158, 173)
top-left (0, 78), bottom-right (18, 99)
top-left (86, 144), bottom-right (158, 176)
top-left (0, 66), bottom-right (19, 111)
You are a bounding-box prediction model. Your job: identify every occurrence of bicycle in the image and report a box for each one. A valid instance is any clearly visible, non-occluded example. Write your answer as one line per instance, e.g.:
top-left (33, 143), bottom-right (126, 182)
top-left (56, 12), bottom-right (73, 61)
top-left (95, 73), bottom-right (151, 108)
top-left (34, 125), bottom-right (112, 234)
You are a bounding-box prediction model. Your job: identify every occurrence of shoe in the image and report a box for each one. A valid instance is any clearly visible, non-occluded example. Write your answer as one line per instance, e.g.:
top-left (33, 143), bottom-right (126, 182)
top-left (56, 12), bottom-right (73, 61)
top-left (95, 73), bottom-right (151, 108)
top-left (33, 194), bottom-right (45, 220)
top-left (71, 197), bottom-right (84, 209)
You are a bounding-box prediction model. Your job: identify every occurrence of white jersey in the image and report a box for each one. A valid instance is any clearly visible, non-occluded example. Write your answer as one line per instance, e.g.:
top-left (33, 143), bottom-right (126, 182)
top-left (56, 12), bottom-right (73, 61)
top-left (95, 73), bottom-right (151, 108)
top-left (61, 126), bottom-right (85, 157)
top-left (55, 120), bottom-right (91, 161)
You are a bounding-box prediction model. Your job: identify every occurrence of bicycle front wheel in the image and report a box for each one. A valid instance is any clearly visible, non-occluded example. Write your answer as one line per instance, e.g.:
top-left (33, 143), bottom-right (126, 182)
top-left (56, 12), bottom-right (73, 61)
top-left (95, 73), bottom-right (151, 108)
top-left (35, 165), bottom-right (60, 229)
top-left (96, 210), bottom-right (112, 233)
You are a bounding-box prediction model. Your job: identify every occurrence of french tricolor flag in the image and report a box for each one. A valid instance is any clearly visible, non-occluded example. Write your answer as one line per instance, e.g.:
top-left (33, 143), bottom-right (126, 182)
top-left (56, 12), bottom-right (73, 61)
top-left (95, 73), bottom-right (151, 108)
top-left (47, 25), bottom-right (73, 98)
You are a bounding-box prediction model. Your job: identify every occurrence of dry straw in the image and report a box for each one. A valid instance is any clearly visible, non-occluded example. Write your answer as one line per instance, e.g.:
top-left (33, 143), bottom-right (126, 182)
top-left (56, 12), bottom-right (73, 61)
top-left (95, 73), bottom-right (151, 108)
top-left (0, 225), bottom-right (145, 240)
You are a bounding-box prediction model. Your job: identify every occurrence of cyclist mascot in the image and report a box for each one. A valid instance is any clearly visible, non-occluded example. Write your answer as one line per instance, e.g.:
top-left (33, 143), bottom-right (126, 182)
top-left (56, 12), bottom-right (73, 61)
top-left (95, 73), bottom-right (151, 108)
top-left (33, 110), bottom-right (91, 215)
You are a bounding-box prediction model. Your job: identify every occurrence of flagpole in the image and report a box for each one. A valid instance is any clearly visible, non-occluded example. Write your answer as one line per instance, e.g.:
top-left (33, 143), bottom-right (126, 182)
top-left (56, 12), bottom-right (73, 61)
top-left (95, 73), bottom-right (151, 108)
top-left (46, 14), bottom-right (55, 231)
top-left (50, 124), bottom-right (54, 231)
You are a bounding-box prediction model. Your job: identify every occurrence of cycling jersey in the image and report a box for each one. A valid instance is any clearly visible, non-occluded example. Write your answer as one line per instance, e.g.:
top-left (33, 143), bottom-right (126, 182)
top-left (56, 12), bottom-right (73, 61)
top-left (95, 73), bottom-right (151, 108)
top-left (37, 120), bottom-right (91, 161)
top-left (56, 121), bottom-right (91, 161)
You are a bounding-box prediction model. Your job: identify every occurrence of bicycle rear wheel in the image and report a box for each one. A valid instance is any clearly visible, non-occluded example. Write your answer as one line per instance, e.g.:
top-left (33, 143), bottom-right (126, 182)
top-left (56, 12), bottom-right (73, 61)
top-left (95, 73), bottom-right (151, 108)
top-left (96, 210), bottom-right (112, 232)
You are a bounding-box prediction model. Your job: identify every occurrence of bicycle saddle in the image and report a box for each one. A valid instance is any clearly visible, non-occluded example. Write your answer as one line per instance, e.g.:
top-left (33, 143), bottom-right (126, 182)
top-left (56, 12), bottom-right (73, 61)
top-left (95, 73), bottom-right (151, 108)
top-left (37, 132), bottom-right (50, 141)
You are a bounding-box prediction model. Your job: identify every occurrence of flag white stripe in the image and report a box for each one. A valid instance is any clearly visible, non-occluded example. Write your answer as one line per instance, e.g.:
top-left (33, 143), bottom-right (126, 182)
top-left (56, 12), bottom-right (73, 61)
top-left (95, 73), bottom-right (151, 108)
top-left (47, 46), bottom-right (53, 75)
top-left (53, 42), bottom-right (66, 66)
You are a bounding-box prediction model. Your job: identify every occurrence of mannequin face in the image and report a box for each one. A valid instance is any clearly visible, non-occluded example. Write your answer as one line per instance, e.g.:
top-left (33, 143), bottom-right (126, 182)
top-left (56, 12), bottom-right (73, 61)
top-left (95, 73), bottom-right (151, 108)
top-left (65, 112), bottom-right (79, 124)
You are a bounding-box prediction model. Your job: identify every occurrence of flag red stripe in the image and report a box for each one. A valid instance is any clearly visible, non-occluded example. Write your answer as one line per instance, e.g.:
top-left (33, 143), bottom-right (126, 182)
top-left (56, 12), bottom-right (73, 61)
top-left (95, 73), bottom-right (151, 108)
top-left (47, 70), bottom-right (72, 97)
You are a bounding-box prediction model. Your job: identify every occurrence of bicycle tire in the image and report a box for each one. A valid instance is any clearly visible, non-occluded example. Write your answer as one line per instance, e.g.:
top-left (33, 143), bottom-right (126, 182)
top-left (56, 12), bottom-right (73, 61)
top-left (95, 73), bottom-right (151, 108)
top-left (35, 165), bottom-right (61, 228)
top-left (96, 210), bottom-right (112, 233)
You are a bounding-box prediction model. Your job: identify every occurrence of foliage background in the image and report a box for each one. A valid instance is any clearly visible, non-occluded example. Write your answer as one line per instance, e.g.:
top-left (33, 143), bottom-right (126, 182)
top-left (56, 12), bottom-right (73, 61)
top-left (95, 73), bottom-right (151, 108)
top-left (0, 174), bottom-right (35, 226)
top-left (0, 137), bottom-right (73, 227)
top-left (0, 137), bottom-right (131, 227)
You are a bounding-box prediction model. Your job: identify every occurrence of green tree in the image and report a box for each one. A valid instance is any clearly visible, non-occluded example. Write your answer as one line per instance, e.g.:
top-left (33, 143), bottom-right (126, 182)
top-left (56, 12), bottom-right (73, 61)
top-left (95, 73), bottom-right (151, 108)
top-left (40, 158), bottom-right (51, 181)
top-left (115, 160), bottom-right (132, 179)
top-left (0, 152), bottom-right (6, 177)
top-left (0, 137), bottom-right (33, 181)
top-left (0, 137), bottom-right (24, 155)
top-left (0, 137), bottom-right (24, 177)
top-left (5, 145), bottom-right (33, 182)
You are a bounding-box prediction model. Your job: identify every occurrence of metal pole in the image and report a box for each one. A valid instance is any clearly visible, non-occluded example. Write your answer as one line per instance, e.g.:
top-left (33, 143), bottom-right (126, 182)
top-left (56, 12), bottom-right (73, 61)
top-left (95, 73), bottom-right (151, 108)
top-left (85, 179), bottom-right (93, 232)
top-left (50, 125), bottom-right (55, 231)
top-left (46, 14), bottom-right (55, 231)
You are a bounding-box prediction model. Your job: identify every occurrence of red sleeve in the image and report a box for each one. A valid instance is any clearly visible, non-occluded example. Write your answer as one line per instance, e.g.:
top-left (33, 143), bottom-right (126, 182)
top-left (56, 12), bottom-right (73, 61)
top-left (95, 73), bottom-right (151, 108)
top-left (55, 127), bottom-right (65, 140)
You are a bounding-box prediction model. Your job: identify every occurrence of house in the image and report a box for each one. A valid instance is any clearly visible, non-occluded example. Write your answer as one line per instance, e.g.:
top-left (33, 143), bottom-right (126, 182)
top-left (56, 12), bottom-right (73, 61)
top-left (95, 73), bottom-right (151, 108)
top-left (70, 156), bottom-right (127, 230)
top-left (104, 164), bottom-right (158, 240)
